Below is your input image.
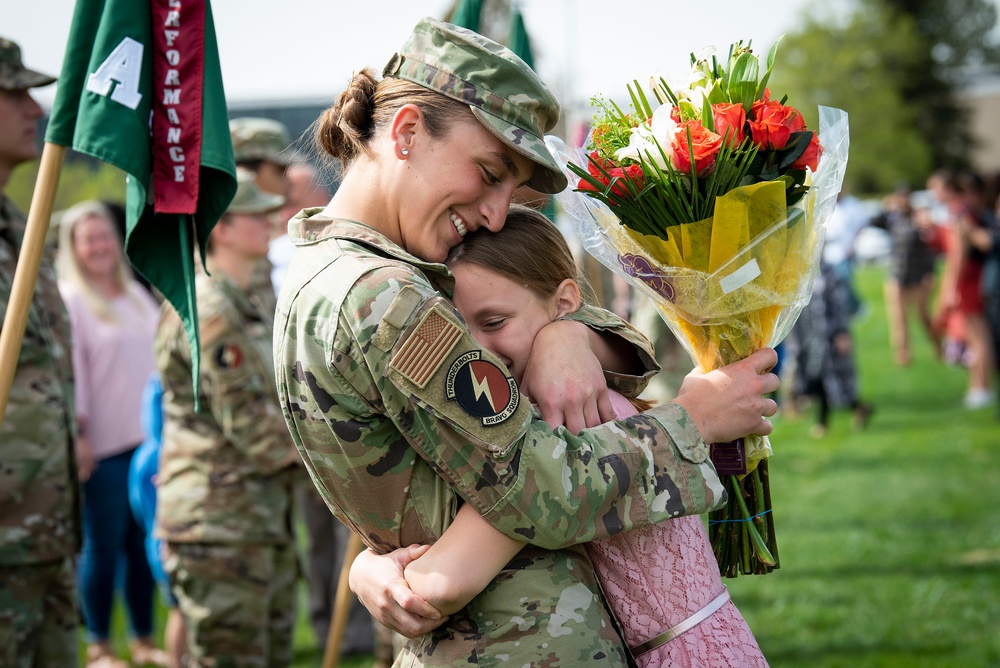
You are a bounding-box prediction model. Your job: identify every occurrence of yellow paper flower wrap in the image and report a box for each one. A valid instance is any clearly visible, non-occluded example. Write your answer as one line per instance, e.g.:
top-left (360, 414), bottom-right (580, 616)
top-left (546, 106), bottom-right (849, 576)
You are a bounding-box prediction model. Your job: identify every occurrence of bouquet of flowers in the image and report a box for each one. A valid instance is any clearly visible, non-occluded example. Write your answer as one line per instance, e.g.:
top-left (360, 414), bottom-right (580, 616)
top-left (547, 40), bottom-right (848, 576)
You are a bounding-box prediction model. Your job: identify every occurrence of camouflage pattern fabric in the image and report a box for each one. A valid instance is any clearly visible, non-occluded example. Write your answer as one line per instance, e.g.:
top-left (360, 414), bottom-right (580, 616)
top-left (0, 37), bottom-right (56, 90)
top-left (163, 541), bottom-right (297, 668)
top-left (273, 211), bottom-right (726, 665)
top-left (383, 17), bottom-right (566, 194)
top-left (0, 197), bottom-right (79, 566)
top-left (0, 558), bottom-right (78, 668)
top-left (155, 267), bottom-right (300, 546)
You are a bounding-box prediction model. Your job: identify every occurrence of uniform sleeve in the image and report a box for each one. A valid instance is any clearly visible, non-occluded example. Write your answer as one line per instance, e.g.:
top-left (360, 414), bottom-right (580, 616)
top-left (562, 303), bottom-right (659, 398)
top-left (279, 264), bottom-right (725, 552)
top-left (199, 308), bottom-right (299, 476)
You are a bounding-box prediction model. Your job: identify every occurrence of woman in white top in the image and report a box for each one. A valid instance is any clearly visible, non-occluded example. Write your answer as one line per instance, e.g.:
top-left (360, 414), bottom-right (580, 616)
top-left (57, 201), bottom-right (167, 668)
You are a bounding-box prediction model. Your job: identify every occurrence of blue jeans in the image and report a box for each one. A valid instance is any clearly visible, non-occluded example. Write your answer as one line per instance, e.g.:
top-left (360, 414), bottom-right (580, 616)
top-left (77, 446), bottom-right (155, 641)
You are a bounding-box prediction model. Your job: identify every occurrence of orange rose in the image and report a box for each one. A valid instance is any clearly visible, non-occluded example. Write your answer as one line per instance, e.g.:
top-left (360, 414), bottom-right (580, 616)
top-left (578, 152), bottom-right (644, 204)
top-left (790, 132), bottom-right (823, 171)
top-left (712, 102), bottom-right (746, 148)
top-left (748, 100), bottom-right (805, 150)
top-left (671, 120), bottom-right (723, 176)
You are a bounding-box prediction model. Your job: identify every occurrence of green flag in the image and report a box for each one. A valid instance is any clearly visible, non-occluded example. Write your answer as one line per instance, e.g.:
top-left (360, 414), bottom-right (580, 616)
top-left (45, 0), bottom-right (236, 398)
top-left (449, 0), bottom-right (483, 32)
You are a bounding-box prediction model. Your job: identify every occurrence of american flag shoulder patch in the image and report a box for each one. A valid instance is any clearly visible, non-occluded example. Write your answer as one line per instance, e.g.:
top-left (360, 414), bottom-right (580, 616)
top-left (389, 306), bottom-right (463, 388)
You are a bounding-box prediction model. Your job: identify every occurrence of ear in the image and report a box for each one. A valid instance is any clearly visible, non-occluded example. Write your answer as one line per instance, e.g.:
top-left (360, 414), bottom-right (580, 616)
top-left (390, 103), bottom-right (423, 159)
top-left (552, 278), bottom-right (582, 318)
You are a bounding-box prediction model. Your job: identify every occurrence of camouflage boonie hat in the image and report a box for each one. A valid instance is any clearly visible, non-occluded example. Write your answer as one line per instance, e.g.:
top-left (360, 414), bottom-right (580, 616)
top-left (383, 17), bottom-right (567, 194)
top-left (0, 37), bottom-right (56, 90)
top-left (230, 117), bottom-right (292, 166)
top-left (227, 169), bottom-right (285, 214)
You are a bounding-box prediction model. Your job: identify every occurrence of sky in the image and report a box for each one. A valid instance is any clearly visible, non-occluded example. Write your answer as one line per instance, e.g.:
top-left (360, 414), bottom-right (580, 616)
top-left (2, 0), bottom-right (829, 126)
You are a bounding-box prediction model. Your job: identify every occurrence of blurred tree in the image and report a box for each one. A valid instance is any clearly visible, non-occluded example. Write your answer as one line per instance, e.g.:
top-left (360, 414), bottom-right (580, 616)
top-left (771, 0), bottom-right (999, 195)
top-left (8, 158), bottom-right (125, 219)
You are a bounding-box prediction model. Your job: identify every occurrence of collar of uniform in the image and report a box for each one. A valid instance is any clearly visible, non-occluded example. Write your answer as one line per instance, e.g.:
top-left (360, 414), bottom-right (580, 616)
top-left (287, 208), bottom-right (456, 297)
top-left (200, 262), bottom-right (258, 317)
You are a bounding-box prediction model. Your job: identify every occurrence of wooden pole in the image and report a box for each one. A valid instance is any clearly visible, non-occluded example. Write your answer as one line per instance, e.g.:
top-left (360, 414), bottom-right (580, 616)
top-left (322, 531), bottom-right (366, 668)
top-left (0, 142), bottom-right (66, 430)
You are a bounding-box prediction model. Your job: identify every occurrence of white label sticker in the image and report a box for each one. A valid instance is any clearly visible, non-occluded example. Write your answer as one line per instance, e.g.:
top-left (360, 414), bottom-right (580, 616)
top-left (719, 258), bottom-right (761, 295)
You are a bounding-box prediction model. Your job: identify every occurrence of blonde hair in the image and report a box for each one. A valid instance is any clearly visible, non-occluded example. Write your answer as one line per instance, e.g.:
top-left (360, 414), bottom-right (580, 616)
top-left (56, 200), bottom-right (153, 323)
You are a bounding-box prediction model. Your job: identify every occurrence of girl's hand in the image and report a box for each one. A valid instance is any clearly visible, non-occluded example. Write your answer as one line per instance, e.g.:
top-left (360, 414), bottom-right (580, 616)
top-left (75, 435), bottom-right (97, 482)
top-left (521, 320), bottom-right (615, 432)
top-left (349, 544), bottom-right (446, 638)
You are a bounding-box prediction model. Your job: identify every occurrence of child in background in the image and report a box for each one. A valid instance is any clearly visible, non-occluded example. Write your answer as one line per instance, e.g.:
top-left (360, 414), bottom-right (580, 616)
top-left (353, 205), bottom-right (769, 667)
top-left (128, 373), bottom-right (187, 668)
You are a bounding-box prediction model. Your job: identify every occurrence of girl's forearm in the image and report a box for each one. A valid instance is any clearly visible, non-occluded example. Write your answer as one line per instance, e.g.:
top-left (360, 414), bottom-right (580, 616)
top-left (403, 504), bottom-right (524, 615)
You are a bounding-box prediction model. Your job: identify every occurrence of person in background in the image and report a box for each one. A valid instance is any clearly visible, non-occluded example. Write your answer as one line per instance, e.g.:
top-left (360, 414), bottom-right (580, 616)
top-left (57, 201), bottom-right (165, 668)
top-left (230, 117), bottom-right (292, 317)
top-left (271, 161), bottom-right (327, 294)
top-left (870, 184), bottom-right (940, 365)
top-left (792, 257), bottom-right (874, 438)
top-left (155, 170), bottom-right (302, 667)
top-left (0, 35), bottom-right (80, 668)
top-left (823, 189), bottom-right (873, 317)
top-left (929, 170), bottom-right (995, 409)
top-left (128, 372), bottom-right (188, 668)
top-left (957, 187), bottom-right (1000, 418)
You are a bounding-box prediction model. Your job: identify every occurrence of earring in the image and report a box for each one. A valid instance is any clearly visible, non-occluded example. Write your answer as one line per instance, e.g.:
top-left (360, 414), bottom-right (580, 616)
top-left (401, 148), bottom-right (409, 156)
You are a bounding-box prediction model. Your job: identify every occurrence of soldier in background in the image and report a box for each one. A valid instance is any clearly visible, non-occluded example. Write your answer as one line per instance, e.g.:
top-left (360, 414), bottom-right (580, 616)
top-left (230, 117), bottom-right (292, 319)
top-left (0, 37), bottom-right (81, 668)
top-left (155, 170), bottom-right (301, 666)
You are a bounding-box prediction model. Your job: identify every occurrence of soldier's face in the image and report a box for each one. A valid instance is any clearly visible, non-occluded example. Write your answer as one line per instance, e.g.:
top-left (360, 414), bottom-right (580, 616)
top-left (0, 88), bottom-right (43, 172)
top-left (451, 262), bottom-right (557, 386)
top-left (396, 116), bottom-right (533, 263)
top-left (214, 211), bottom-right (273, 260)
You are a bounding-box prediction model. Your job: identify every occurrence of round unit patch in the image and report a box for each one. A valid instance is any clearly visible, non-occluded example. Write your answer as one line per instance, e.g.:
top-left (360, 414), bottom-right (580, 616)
top-left (213, 343), bottom-right (244, 370)
top-left (445, 350), bottom-right (519, 426)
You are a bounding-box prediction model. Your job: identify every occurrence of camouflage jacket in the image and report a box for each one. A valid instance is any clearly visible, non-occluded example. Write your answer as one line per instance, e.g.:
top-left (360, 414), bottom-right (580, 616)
top-left (0, 195), bottom-right (80, 565)
top-left (155, 267), bottom-right (299, 545)
top-left (274, 211), bottom-right (725, 554)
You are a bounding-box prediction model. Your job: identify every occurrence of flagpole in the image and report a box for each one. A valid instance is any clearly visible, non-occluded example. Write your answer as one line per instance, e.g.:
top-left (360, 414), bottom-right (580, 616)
top-left (322, 532), bottom-right (366, 668)
top-left (0, 142), bottom-right (66, 430)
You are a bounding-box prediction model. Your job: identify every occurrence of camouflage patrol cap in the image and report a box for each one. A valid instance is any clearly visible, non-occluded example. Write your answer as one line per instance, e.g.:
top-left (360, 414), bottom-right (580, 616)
top-left (383, 17), bottom-right (567, 194)
top-left (0, 37), bottom-right (56, 90)
top-left (229, 117), bottom-right (292, 166)
top-left (227, 169), bottom-right (285, 214)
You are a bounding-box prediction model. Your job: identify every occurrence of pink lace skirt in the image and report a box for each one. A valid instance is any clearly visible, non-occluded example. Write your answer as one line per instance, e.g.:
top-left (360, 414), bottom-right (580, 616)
top-left (588, 393), bottom-right (768, 667)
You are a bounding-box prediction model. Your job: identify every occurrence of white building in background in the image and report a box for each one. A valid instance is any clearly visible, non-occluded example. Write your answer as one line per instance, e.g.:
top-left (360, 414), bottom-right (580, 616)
top-left (960, 73), bottom-right (1000, 175)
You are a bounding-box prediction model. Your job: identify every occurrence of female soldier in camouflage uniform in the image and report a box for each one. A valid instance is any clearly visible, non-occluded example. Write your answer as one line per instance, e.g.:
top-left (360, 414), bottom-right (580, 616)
top-left (273, 17), bottom-right (778, 667)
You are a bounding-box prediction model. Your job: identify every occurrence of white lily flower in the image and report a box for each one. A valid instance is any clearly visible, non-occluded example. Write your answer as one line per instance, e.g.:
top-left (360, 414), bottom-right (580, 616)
top-left (615, 104), bottom-right (677, 169)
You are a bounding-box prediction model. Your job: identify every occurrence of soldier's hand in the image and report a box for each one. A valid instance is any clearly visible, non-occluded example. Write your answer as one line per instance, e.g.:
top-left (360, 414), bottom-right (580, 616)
top-left (349, 544), bottom-right (446, 638)
top-left (673, 348), bottom-right (779, 444)
top-left (522, 320), bottom-right (615, 433)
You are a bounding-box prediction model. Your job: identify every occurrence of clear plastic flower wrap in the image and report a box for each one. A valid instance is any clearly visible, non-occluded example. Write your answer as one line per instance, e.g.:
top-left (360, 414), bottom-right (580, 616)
top-left (546, 105), bottom-right (849, 576)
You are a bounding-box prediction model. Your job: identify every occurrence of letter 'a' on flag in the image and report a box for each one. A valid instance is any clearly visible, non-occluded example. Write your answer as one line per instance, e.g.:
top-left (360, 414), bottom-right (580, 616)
top-left (45, 0), bottom-right (236, 401)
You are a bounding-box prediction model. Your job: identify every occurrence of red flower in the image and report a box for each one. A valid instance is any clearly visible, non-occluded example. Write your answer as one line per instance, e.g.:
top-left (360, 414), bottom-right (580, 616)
top-left (712, 102), bottom-right (746, 148)
top-left (578, 157), bottom-right (644, 204)
top-left (748, 100), bottom-right (805, 150)
top-left (790, 132), bottom-right (823, 171)
top-left (671, 120), bottom-right (723, 176)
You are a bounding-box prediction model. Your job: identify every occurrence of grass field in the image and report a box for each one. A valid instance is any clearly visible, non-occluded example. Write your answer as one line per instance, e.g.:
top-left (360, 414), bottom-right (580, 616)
top-left (87, 263), bottom-right (1000, 667)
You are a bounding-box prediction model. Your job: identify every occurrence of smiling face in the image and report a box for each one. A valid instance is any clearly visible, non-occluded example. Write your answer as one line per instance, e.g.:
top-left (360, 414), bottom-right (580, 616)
top-left (395, 116), bottom-right (534, 263)
top-left (451, 262), bottom-right (557, 386)
top-left (72, 213), bottom-right (121, 282)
